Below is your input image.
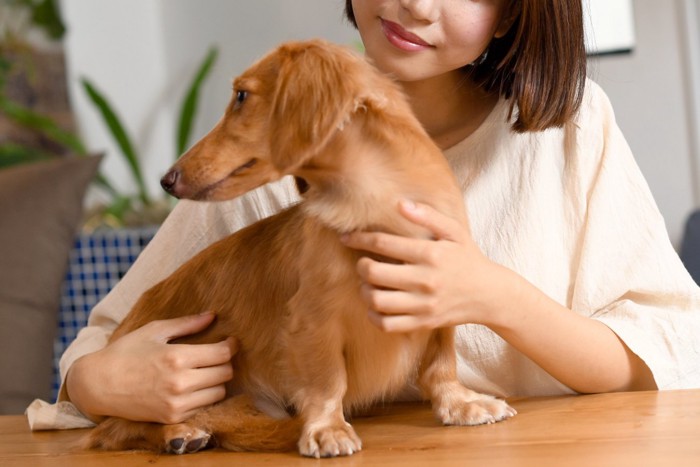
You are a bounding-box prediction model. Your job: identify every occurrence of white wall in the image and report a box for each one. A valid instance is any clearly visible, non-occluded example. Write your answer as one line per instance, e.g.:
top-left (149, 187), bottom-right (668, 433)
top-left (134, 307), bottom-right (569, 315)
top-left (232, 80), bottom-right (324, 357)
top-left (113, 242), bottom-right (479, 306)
top-left (60, 0), bottom-right (169, 201)
top-left (588, 0), bottom-right (699, 247)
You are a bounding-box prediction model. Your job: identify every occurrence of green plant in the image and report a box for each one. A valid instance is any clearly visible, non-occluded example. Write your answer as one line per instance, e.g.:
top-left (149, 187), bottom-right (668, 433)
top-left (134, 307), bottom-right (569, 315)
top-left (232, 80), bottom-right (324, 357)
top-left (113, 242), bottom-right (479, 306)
top-left (1, 0), bottom-right (217, 227)
top-left (0, 60), bottom-right (120, 197)
top-left (0, 93), bottom-right (86, 165)
top-left (1, 0), bottom-right (65, 42)
top-left (81, 46), bottom-right (219, 228)
top-left (0, 54), bottom-right (119, 199)
top-left (0, 0), bottom-right (76, 167)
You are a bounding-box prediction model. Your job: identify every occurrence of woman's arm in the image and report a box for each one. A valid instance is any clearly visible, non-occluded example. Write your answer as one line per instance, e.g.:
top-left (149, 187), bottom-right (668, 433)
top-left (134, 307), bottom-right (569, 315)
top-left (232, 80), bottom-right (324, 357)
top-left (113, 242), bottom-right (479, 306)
top-left (65, 313), bottom-right (236, 424)
top-left (341, 200), bottom-right (657, 393)
top-left (489, 272), bottom-right (657, 393)
top-left (57, 201), bottom-right (238, 424)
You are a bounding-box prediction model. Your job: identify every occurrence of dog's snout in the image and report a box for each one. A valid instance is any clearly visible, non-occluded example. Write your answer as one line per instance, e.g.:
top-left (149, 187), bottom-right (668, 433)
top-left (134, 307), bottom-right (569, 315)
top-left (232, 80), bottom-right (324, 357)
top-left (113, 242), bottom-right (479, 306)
top-left (160, 169), bottom-right (181, 196)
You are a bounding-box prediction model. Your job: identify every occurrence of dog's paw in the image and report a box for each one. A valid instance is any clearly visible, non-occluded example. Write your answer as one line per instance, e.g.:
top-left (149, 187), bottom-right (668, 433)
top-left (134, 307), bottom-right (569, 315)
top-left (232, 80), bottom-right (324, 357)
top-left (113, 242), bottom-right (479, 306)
top-left (436, 394), bottom-right (517, 426)
top-left (162, 424), bottom-right (212, 454)
top-left (298, 421), bottom-right (362, 458)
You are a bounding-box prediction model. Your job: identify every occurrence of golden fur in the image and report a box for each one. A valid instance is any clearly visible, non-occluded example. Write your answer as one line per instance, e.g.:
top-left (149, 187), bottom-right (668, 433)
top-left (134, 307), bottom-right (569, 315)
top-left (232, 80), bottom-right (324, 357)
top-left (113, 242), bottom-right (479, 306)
top-left (85, 39), bottom-right (515, 458)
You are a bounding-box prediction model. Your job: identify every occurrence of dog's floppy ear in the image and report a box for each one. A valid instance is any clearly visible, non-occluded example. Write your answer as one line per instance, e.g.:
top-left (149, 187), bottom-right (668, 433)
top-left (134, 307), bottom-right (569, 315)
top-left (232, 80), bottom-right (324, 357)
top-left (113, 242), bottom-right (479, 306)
top-left (269, 42), bottom-right (360, 172)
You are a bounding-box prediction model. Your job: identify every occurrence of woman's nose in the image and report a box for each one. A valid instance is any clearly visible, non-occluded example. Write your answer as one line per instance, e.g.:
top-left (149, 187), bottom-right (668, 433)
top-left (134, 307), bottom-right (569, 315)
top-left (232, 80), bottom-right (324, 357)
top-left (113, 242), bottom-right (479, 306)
top-left (399, 0), bottom-right (439, 23)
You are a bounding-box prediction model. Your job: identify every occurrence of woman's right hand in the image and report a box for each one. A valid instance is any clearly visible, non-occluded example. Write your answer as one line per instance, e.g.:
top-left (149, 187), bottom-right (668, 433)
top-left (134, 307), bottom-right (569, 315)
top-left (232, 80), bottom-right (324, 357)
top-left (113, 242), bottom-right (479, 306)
top-left (65, 312), bottom-right (236, 424)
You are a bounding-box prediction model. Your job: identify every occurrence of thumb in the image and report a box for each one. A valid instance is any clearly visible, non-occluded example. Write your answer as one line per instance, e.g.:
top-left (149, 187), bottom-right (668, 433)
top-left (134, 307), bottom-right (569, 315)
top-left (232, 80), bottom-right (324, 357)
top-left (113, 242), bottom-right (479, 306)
top-left (146, 312), bottom-right (217, 343)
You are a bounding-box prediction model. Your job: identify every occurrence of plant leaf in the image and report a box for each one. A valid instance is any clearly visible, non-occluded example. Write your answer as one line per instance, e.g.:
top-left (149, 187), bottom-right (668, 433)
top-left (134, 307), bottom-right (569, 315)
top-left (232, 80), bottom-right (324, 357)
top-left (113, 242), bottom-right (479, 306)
top-left (0, 57), bottom-right (10, 91)
top-left (81, 78), bottom-right (151, 206)
top-left (0, 96), bottom-right (87, 154)
top-left (0, 143), bottom-right (52, 168)
top-left (30, 0), bottom-right (66, 40)
top-left (103, 195), bottom-right (132, 223)
top-left (93, 171), bottom-right (119, 198)
top-left (176, 46), bottom-right (218, 157)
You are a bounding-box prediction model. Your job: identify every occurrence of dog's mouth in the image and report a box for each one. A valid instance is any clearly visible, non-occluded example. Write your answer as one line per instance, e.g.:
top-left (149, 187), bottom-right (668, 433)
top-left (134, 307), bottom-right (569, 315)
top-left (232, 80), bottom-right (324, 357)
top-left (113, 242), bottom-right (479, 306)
top-left (194, 158), bottom-right (258, 200)
top-left (230, 158), bottom-right (258, 176)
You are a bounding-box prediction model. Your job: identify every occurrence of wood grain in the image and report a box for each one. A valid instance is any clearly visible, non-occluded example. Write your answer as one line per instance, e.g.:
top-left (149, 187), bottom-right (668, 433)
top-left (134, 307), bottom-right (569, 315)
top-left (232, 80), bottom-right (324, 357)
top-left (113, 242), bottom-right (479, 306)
top-left (1, 390), bottom-right (699, 466)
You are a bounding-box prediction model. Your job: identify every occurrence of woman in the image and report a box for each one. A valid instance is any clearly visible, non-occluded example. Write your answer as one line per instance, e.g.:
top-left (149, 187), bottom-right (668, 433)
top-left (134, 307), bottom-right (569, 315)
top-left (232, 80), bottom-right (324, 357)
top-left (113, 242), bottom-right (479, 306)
top-left (37, 0), bottom-right (700, 428)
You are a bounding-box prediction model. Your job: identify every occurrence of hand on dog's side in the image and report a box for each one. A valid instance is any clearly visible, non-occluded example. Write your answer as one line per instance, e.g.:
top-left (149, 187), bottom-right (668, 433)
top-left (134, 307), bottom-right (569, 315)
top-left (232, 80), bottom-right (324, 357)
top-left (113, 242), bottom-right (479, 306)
top-left (66, 313), bottom-right (237, 424)
top-left (342, 200), bottom-right (515, 333)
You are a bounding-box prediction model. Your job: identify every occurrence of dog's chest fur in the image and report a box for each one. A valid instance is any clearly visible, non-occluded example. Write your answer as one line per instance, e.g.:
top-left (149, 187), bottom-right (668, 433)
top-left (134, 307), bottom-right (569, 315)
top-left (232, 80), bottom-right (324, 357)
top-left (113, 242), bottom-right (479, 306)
top-left (287, 220), bottom-right (431, 409)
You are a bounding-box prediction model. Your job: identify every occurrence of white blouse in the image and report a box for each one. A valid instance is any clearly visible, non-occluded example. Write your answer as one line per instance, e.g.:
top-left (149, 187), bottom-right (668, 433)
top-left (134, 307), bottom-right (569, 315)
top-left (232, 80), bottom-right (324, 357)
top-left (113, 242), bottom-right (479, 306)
top-left (27, 79), bottom-right (700, 429)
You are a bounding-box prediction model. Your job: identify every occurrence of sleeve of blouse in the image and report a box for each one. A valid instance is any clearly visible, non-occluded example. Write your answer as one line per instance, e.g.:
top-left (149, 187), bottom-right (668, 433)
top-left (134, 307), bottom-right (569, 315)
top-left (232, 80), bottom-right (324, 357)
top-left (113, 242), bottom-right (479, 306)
top-left (56, 176), bottom-right (300, 401)
top-left (571, 83), bottom-right (700, 389)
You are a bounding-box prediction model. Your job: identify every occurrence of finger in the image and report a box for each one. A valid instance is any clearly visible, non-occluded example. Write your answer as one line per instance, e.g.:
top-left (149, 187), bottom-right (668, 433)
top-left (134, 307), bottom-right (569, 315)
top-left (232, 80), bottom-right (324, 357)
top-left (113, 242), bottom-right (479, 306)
top-left (360, 283), bottom-right (430, 316)
top-left (171, 339), bottom-right (235, 369)
top-left (189, 384), bottom-right (228, 409)
top-left (367, 309), bottom-right (426, 333)
top-left (342, 231), bottom-right (427, 265)
top-left (399, 200), bottom-right (467, 242)
top-left (173, 385), bottom-right (228, 422)
top-left (184, 362), bottom-right (234, 393)
top-left (145, 312), bottom-right (217, 343)
top-left (357, 257), bottom-right (428, 292)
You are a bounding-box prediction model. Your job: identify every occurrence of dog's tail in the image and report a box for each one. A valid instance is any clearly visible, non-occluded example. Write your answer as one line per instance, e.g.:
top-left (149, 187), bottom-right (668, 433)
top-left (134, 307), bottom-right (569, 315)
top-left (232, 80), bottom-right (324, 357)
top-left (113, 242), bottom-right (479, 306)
top-left (198, 394), bottom-right (301, 452)
top-left (83, 395), bottom-right (301, 453)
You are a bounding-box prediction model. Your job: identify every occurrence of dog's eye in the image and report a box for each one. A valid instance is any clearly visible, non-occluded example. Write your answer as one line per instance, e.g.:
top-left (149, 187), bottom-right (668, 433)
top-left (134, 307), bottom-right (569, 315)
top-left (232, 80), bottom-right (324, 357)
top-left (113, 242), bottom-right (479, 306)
top-left (235, 90), bottom-right (248, 107)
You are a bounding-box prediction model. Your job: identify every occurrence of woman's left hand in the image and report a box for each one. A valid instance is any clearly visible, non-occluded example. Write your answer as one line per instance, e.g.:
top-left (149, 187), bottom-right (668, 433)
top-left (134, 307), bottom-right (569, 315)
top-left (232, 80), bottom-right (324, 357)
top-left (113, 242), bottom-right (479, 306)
top-left (341, 200), bottom-right (514, 333)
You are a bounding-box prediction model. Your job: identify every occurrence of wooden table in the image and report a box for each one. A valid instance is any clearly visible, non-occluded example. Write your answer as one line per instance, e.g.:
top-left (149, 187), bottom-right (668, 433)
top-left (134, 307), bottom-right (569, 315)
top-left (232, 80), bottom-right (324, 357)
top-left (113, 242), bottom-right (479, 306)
top-left (1, 389), bottom-right (699, 466)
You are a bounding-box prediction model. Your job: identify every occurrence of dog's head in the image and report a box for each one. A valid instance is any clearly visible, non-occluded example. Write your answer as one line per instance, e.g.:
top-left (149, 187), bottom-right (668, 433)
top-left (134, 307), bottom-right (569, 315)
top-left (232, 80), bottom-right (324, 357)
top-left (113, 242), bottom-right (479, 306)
top-left (161, 39), bottom-right (386, 201)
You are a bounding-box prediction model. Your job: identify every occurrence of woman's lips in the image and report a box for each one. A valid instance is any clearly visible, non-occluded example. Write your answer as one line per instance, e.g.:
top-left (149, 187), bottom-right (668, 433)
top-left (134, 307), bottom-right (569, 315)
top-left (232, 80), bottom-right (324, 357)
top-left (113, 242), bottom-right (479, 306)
top-left (381, 19), bottom-right (432, 51)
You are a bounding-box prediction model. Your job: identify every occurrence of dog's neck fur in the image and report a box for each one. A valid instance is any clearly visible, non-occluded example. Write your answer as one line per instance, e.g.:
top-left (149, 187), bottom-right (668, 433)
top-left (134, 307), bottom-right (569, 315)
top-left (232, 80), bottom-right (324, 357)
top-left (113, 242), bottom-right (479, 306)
top-left (294, 105), bottom-right (466, 238)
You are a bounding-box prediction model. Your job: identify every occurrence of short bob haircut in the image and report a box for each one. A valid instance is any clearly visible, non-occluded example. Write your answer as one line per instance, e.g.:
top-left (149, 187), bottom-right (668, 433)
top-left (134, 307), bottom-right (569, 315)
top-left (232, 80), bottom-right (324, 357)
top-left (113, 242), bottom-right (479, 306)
top-left (344, 0), bottom-right (587, 133)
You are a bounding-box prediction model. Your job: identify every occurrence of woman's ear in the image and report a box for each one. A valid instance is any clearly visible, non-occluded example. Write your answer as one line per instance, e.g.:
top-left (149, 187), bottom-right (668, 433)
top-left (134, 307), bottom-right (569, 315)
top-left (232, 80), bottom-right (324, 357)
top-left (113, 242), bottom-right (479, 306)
top-left (495, 0), bottom-right (521, 38)
top-left (269, 42), bottom-right (358, 173)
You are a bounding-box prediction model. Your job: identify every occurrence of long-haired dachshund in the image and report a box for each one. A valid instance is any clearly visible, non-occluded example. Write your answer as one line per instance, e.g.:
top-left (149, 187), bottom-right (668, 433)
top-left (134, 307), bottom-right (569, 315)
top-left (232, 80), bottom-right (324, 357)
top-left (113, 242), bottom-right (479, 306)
top-left (85, 39), bottom-right (515, 458)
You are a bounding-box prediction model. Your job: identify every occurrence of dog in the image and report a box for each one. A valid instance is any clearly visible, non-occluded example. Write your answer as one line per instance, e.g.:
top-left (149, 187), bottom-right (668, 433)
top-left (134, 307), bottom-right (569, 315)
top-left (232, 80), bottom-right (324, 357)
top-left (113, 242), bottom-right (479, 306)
top-left (84, 39), bottom-right (516, 458)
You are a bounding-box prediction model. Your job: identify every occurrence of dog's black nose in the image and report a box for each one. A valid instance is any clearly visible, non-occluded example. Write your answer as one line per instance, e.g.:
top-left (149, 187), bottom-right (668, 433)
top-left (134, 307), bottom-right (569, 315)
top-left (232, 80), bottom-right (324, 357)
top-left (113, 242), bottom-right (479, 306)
top-left (160, 169), bottom-right (180, 195)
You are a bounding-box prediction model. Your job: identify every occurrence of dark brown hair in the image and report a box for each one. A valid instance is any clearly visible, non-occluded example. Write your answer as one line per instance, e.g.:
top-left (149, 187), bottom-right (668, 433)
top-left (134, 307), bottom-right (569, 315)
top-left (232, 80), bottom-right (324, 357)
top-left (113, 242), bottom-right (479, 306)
top-left (344, 0), bottom-right (587, 132)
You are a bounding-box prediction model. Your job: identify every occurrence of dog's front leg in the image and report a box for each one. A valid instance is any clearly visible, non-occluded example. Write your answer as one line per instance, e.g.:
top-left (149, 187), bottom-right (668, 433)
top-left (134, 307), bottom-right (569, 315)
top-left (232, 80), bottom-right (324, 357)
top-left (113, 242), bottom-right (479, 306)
top-left (419, 327), bottom-right (517, 425)
top-left (287, 308), bottom-right (361, 458)
top-left (294, 384), bottom-right (362, 458)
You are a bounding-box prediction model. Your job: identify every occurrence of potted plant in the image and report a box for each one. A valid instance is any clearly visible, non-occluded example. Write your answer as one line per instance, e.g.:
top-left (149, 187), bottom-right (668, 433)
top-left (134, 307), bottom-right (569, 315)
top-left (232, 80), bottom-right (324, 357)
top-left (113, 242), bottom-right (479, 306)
top-left (1, 0), bottom-right (219, 401)
top-left (0, 0), bottom-right (81, 166)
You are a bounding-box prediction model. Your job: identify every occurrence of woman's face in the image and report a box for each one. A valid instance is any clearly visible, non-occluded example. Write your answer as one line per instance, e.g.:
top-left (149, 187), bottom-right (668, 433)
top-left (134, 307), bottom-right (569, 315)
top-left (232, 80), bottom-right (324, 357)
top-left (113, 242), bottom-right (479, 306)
top-left (351, 0), bottom-right (512, 82)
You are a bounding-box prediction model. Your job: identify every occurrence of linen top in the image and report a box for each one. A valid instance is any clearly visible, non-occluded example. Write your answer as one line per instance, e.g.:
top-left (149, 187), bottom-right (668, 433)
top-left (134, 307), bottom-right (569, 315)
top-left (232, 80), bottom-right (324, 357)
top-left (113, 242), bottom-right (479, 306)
top-left (27, 79), bottom-right (700, 429)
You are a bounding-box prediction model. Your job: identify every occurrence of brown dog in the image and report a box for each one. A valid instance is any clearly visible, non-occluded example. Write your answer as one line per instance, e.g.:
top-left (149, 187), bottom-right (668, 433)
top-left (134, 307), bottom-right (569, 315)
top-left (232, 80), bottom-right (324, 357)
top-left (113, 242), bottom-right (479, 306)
top-left (85, 39), bottom-right (515, 458)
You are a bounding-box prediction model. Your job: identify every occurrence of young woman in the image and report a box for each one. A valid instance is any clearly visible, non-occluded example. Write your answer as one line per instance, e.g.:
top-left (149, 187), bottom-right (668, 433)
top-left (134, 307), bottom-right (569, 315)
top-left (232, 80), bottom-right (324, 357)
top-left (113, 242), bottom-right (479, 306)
top-left (35, 0), bottom-right (700, 427)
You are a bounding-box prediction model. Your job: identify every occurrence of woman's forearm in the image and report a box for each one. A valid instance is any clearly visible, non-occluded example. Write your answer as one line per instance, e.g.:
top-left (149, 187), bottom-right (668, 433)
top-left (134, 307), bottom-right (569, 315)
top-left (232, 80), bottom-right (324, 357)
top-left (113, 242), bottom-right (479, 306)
top-left (489, 273), bottom-right (657, 393)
